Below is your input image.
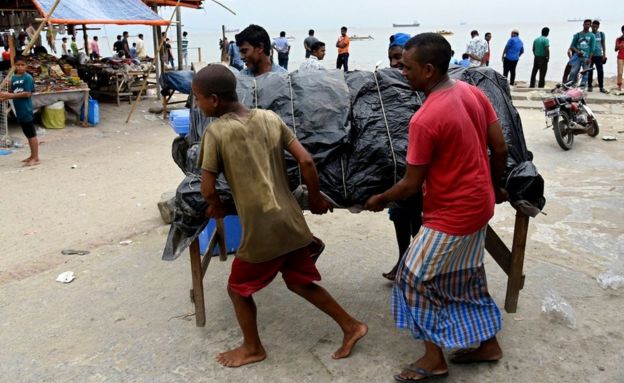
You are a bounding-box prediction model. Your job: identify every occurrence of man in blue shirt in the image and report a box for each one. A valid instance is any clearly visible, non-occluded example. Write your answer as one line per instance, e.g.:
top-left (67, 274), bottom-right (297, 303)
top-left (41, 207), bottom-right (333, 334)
top-left (502, 29), bottom-right (524, 86)
top-left (272, 31), bottom-right (291, 70)
top-left (588, 20), bottom-right (607, 93)
top-left (235, 25), bottom-right (287, 77)
top-left (0, 56), bottom-right (39, 166)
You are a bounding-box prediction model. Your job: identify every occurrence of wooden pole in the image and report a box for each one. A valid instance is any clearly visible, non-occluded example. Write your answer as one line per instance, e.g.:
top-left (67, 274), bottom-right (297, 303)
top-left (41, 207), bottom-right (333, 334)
top-left (82, 24), bottom-right (89, 58)
top-left (8, 36), bottom-right (15, 68)
top-left (176, 7), bottom-right (183, 70)
top-left (0, 0), bottom-right (62, 88)
top-left (220, 25), bottom-right (229, 63)
top-left (125, 0), bottom-right (181, 124)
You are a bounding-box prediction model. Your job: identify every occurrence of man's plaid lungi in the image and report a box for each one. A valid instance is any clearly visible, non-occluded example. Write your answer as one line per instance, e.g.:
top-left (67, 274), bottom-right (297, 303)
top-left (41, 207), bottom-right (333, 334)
top-left (391, 225), bottom-right (502, 349)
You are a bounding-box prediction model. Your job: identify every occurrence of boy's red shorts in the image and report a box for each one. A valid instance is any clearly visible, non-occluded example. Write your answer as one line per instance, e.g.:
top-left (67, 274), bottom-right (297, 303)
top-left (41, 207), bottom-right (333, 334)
top-left (228, 246), bottom-right (321, 297)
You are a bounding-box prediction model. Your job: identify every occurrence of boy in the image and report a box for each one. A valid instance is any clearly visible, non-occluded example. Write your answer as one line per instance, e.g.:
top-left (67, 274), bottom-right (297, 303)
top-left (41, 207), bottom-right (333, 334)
top-left (0, 56), bottom-right (39, 166)
top-left (459, 53), bottom-right (471, 68)
top-left (194, 64), bottom-right (367, 368)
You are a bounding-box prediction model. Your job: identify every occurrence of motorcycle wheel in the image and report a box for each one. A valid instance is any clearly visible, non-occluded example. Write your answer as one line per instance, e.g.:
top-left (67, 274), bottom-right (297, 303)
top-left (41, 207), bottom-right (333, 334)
top-left (587, 118), bottom-right (600, 137)
top-left (553, 111), bottom-right (574, 150)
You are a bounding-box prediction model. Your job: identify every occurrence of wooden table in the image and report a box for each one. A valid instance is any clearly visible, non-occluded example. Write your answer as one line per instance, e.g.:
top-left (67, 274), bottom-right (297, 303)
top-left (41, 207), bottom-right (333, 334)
top-left (186, 211), bottom-right (530, 327)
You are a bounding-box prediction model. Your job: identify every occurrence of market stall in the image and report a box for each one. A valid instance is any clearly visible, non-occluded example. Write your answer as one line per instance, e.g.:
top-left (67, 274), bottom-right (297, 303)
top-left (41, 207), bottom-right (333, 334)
top-left (79, 59), bottom-right (153, 106)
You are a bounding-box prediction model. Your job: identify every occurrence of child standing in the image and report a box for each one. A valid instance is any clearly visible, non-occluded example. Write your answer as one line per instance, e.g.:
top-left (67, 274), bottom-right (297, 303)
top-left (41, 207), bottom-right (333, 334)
top-left (194, 64), bottom-right (367, 368)
top-left (0, 56), bottom-right (39, 166)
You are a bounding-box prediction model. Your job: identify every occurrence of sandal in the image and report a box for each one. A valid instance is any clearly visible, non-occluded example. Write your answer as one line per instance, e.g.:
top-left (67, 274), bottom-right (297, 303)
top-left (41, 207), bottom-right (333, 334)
top-left (394, 366), bottom-right (449, 382)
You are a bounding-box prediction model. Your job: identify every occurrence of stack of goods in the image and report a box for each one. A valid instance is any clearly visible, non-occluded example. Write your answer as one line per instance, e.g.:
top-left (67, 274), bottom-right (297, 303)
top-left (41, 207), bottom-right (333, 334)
top-left (23, 55), bottom-right (87, 93)
top-left (163, 67), bottom-right (544, 261)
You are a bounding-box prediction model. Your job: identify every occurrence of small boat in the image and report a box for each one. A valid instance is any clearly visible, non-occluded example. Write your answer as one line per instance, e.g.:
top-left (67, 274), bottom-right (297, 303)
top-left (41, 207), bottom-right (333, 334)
top-left (286, 36), bottom-right (296, 41)
top-left (224, 28), bottom-right (239, 33)
top-left (350, 34), bottom-right (374, 41)
top-left (393, 21), bottom-right (420, 28)
top-left (568, 17), bottom-right (600, 22)
top-left (436, 30), bottom-right (454, 36)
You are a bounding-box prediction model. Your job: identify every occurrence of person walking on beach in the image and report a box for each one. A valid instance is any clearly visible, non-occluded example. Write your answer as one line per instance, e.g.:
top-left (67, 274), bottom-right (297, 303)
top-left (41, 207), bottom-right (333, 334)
top-left (502, 29), bottom-right (524, 86)
top-left (304, 29), bottom-right (319, 58)
top-left (299, 41), bottom-right (326, 71)
top-left (365, 32), bottom-right (508, 382)
top-left (272, 31), bottom-right (291, 70)
top-left (484, 32), bottom-right (492, 66)
top-left (336, 26), bottom-right (350, 72)
top-left (466, 30), bottom-right (488, 67)
top-left (382, 32), bottom-right (423, 282)
top-left (182, 31), bottom-right (189, 69)
top-left (530, 27), bottom-right (550, 88)
top-left (588, 20), bottom-right (607, 93)
top-left (236, 24), bottom-right (286, 76)
top-left (616, 25), bottom-right (624, 92)
top-left (0, 56), bottom-right (39, 166)
top-left (568, 19), bottom-right (596, 88)
top-left (194, 63), bottom-right (368, 368)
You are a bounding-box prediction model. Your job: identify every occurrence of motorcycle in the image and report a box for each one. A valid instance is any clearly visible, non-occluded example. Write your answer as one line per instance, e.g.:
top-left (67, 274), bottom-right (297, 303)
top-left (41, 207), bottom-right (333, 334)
top-left (542, 68), bottom-right (599, 150)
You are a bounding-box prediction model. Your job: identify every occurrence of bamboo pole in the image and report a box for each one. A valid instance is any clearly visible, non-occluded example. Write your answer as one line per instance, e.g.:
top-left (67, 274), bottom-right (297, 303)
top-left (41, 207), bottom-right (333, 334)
top-left (125, 0), bottom-right (181, 124)
top-left (0, 0), bottom-right (63, 89)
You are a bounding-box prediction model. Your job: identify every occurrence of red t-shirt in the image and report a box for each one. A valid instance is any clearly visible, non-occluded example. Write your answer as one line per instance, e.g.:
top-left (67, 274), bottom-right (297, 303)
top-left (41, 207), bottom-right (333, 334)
top-left (406, 80), bottom-right (499, 235)
top-left (616, 37), bottom-right (624, 60)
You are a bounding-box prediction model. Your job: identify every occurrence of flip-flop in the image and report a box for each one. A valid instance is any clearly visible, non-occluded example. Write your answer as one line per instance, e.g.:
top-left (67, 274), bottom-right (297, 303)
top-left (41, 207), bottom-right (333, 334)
top-left (450, 350), bottom-right (500, 364)
top-left (382, 271), bottom-right (396, 281)
top-left (394, 366), bottom-right (449, 382)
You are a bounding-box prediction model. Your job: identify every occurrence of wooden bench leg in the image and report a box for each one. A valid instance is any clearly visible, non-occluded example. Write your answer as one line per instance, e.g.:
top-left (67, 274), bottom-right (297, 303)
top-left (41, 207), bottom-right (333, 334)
top-left (189, 238), bottom-right (206, 327)
top-left (504, 212), bottom-right (530, 313)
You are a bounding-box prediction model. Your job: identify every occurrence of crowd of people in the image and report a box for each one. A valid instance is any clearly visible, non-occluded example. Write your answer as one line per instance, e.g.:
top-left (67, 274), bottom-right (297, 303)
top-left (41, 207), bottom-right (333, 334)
top-left (458, 20), bottom-right (624, 92)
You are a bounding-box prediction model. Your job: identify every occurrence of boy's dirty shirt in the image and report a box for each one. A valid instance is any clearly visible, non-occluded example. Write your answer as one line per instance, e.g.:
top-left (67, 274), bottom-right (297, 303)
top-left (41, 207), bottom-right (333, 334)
top-left (199, 109), bottom-right (313, 263)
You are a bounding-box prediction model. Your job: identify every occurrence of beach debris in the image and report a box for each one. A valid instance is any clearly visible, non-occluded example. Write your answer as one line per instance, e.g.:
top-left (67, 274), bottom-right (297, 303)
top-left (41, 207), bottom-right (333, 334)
top-left (70, 164), bottom-right (78, 169)
top-left (136, 202), bottom-right (142, 207)
top-left (119, 240), bottom-right (133, 246)
top-left (597, 271), bottom-right (624, 290)
top-left (602, 136), bottom-right (617, 141)
top-left (157, 192), bottom-right (176, 224)
top-left (56, 271), bottom-right (76, 283)
top-left (0, 149), bottom-right (13, 155)
top-left (61, 249), bottom-right (90, 256)
top-left (541, 290), bottom-right (576, 329)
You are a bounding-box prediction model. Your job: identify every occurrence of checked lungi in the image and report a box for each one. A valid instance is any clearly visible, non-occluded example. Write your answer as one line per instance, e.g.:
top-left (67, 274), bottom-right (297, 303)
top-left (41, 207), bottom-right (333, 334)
top-left (391, 225), bottom-right (502, 349)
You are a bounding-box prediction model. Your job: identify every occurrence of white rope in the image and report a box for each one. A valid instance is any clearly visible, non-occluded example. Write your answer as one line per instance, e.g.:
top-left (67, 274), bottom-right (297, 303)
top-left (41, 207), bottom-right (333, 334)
top-left (373, 69), bottom-right (398, 184)
top-left (287, 74), bottom-right (302, 185)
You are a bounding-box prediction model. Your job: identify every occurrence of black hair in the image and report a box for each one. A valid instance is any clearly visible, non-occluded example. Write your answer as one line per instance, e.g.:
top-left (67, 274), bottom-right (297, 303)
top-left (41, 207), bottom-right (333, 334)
top-left (193, 64), bottom-right (238, 102)
top-left (139, 33), bottom-right (144, 38)
top-left (471, 30), bottom-right (479, 37)
top-left (117, 35), bottom-right (122, 40)
top-left (592, 20), bottom-right (600, 25)
top-left (235, 24), bottom-right (271, 56)
top-left (123, 31), bottom-right (129, 36)
top-left (404, 33), bottom-right (452, 74)
top-left (310, 41), bottom-right (325, 52)
top-left (14, 55), bottom-right (26, 63)
top-left (62, 37), bottom-right (67, 41)
top-left (132, 42), bottom-right (136, 47)
top-left (71, 36), bottom-right (76, 41)
top-left (280, 31), bottom-right (286, 37)
top-left (462, 53), bottom-right (469, 59)
top-left (485, 32), bottom-right (491, 37)
top-left (622, 25), bottom-right (624, 32)
top-left (93, 36), bottom-right (98, 40)
top-left (308, 29), bottom-right (314, 35)
top-left (583, 19), bottom-right (592, 24)
top-left (341, 26), bottom-right (347, 31)
top-left (542, 27), bottom-right (550, 36)
top-left (183, 31), bottom-right (188, 36)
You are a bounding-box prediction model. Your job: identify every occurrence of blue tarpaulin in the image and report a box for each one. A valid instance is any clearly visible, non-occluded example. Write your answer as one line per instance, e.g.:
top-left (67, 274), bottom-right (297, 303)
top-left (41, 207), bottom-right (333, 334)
top-left (32, 0), bottom-right (169, 25)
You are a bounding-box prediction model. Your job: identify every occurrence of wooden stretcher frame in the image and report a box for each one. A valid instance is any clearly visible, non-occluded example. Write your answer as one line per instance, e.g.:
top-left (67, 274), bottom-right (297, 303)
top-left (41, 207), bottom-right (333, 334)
top-left (187, 211), bottom-right (530, 327)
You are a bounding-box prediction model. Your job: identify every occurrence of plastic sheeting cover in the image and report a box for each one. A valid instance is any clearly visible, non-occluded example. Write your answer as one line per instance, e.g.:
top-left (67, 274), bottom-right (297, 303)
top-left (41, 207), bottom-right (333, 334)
top-left (160, 71), bottom-right (194, 95)
top-left (33, 0), bottom-right (166, 24)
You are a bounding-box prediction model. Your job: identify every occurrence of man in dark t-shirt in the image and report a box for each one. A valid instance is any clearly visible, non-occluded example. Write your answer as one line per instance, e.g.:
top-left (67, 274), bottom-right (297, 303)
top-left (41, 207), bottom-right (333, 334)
top-left (303, 29), bottom-right (319, 58)
top-left (113, 35), bottom-right (124, 57)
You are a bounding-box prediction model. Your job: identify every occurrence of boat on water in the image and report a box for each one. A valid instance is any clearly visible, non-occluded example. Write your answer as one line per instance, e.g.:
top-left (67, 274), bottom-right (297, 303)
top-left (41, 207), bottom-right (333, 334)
top-left (224, 28), bottom-right (239, 33)
top-left (436, 30), bottom-right (454, 36)
top-left (392, 21), bottom-right (420, 28)
top-left (567, 17), bottom-right (600, 22)
top-left (350, 34), bottom-right (374, 41)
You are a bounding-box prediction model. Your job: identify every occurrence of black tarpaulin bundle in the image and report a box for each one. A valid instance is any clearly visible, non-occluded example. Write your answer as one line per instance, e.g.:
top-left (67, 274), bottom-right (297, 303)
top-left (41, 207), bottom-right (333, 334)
top-left (162, 66), bottom-right (545, 261)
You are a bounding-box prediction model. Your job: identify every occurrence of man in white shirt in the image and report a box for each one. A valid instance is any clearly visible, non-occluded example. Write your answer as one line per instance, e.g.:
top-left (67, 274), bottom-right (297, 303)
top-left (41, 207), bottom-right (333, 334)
top-left (136, 33), bottom-right (148, 59)
top-left (299, 41), bottom-right (326, 71)
top-left (272, 31), bottom-right (291, 70)
top-left (466, 30), bottom-right (489, 67)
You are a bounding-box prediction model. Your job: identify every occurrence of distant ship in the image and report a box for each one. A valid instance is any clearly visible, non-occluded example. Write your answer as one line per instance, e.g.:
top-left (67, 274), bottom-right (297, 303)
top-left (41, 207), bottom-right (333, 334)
top-left (350, 34), bottom-right (374, 41)
top-left (436, 30), bottom-right (454, 36)
top-left (393, 21), bottom-right (420, 28)
top-left (224, 28), bottom-right (239, 33)
top-left (567, 17), bottom-right (600, 22)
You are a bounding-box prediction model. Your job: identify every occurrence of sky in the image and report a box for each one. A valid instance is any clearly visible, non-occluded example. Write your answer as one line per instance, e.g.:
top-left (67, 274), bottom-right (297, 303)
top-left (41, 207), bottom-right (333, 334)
top-left (170, 0), bottom-right (618, 31)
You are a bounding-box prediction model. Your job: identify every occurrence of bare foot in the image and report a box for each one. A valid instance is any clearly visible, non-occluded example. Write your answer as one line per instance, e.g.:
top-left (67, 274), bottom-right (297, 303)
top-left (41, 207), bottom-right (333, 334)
top-left (23, 159), bottom-right (40, 167)
top-left (21, 157), bottom-right (32, 163)
top-left (332, 322), bottom-right (368, 359)
top-left (450, 337), bottom-right (502, 364)
top-left (215, 344), bottom-right (266, 368)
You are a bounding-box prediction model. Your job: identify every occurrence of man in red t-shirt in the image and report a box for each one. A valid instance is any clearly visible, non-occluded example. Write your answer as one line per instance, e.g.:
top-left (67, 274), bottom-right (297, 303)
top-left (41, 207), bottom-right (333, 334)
top-left (366, 33), bottom-right (508, 382)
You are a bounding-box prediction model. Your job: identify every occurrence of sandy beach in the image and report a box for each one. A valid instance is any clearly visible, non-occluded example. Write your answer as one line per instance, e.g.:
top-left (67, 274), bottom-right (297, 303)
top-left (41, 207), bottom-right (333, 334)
top-left (1, 93), bottom-right (623, 382)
